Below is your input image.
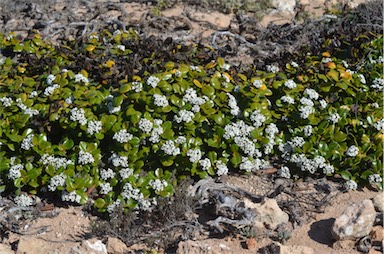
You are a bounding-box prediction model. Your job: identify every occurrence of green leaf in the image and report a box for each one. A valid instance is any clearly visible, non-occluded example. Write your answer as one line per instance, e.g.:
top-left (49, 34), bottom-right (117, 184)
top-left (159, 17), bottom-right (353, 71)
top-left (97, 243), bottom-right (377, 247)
top-left (63, 139), bottom-right (74, 150)
top-left (202, 86), bottom-right (215, 97)
top-left (95, 198), bottom-right (106, 208)
top-left (230, 152), bottom-right (242, 166)
top-left (334, 131), bottom-right (347, 142)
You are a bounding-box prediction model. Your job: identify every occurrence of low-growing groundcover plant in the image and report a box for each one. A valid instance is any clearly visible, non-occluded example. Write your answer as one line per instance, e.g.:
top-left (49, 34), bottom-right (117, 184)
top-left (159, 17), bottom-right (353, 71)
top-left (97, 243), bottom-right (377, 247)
top-left (0, 30), bottom-right (382, 214)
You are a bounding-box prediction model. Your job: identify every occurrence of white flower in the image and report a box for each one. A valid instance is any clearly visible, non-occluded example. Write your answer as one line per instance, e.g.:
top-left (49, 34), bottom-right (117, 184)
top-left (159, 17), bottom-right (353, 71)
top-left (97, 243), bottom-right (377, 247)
top-left (21, 134), bottom-right (34, 150)
top-left (289, 136), bottom-right (305, 148)
top-left (149, 179), bottom-right (168, 192)
top-left (368, 174), bottom-right (383, 185)
top-left (89, 34), bottom-right (99, 40)
top-left (266, 64), bottom-right (279, 73)
top-left (223, 120), bottom-right (254, 139)
top-left (304, 88), bottom-right (319, 100)
top-left (0, 56), bottom-right (5, 65)
top-left (61, 191), bottom-right (82, 203)
top-left (78, 150), bottom-right (94, 165)
top-left (265, 123), bottom-right (279, 137)
top-left (279, 166), bottom-right (291, 178)
top-left (74, 73), bottom-right (89, 84)
top-left (109, 153), bottom-right (129, 167)
top-left (346, 145), bottom-right (359, 157)
top-left (40, 154), bottom-right (73, 169)
top-left (65, 96), bottom-right (74, 104)
top-left (174, 110), bottom-right (194, 123)
top-left (99, 182), bottom-right (113, 194)
top-left (117, 44), bottom-right (125, 51)
top-left (346, 69), bottom-right (355, 75)
top-left (8, 164), bottom-right (23, 180)
top-left (371, 78), bottom-right (384, 90)
top-left (46, 74), bottom-right (56, 85)
top-left (222, 63), bottom-right (231, 71)
top-left (234, 137), bottom-right (256, 156)
top-left (199, 158), bottom-right (211, 171)
top-left (281, 95), bottom-right (295, 104)
top-left (131, 82), bottom-right (143, 92)
top-left (190, 65), bottom-right (201, 72)
top-left (87, 120), bottom-right (102, 135)
top-left (161, 140), bottom-right (180, 156)
top-left (153, 94), bottom-right (169, 107)
top-left (284, 80), bottom-right (297, 89)
top-left (24, 108), bottom-right (39, 117)
top-left (227, 93), bottom-right (240, 116)
top-left (300, 97), bottom-right (314, 106)
top-left (250, 110), bottom-right (266, 128)
top-left (299, 105), bottom-right (314, 119)
top-left (0, 97), bottom-right (13, 107)
top-left (175, 136), bottom-right (187, 144)
top-left (107, 199), bottom-right (121, 214)
top-left (322, 57), bottom-right (332, 63)
top-left (303, 125), bottom-right (313, 136)
top-left (342, 60), bottom-right (348, 68)
top-left (44, 84), bottom-right (60, 96)
top-left (187, 149), bottom-right (202, 163)
top-left (48, 173), bottom-right (66, 191)
top-left (147, 76), bottom-right (160, 88)
top-left (138, 118), bottom-right (153, 134)
top-left (113, 129), bottom-right (133, 143)
top-left (120, 168), bottom-right (134, 179)
top-left (29, 91), bottom-right (38, 98)
top-left (216, 160), bottom-right (228, 176)
top-left (253, 79), bottom-right (263, 88)
top-left (175, 70), bottom-right (182, 77)
top-left (239, 157), bottom-right (267, 172)
top-left (122, 183), bottom-right (143, 201)
top-left (323, 164), bottom-right (334, 175)
top-left (328, 112), bottom-right (340, 123)
top-left (344, 180), bottom-right (358, 191)
top-left (149, 123), bottom-right (164, 144)
top-left (291, 61), bottom-right (299, 68)
top-left (100, 168), bottom-right (116, 180)
top-left (319, 99), bottom-right (328, 109)
top-left (374, 119), bottom-right (384, 132)
top-left (357, 74), bottom-right (366, 84)
top-left (14, 194), bottom-right (33, 207)
top-left (70, 107), bottom-right (87, 125)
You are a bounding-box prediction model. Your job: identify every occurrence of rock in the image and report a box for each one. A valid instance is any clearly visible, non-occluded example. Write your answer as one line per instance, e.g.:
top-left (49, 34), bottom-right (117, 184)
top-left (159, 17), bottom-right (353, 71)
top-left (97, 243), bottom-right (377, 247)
top-left (332, 239), bottom-right (356, 251)
top-left (107, 237), bottom-right (129, 254)
top-left (177, 240), bottom-right (232, 254)
top-left (81, 238), bottom-right (107, 254)
top-left (372, 193), bottom-right (384, 213)
top-left (370, 226), bottom-right (384, 242)
top-left (245, 238), bottom-right (257, 250)
top-left (332, 199), bottom-right (376, 240)
top-left (271, 0), bottom-right (296, 13)
top-left (275, 243), bottom-right (315, 254)
top-left (244, 198), bottom-right (289, 230)
top-left (16, 236), bottom-right (51, 254)
top-left (0, 243), bottom-right (14, 254)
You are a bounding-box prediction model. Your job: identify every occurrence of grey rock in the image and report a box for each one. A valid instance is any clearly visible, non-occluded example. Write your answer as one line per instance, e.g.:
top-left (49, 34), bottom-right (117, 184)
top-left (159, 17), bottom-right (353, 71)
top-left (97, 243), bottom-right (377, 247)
top-left (372, 193), bottom-right (384, 213)
top-left (332, 199), bottom-right (376, 240)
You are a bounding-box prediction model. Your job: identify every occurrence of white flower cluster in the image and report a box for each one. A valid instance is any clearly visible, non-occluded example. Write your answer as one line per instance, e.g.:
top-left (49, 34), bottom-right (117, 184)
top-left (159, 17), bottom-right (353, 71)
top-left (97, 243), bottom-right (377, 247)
top-left (239, 157), bottom-right (269, 172)
top-left (14, 194), bottom-right (33, 207)
top-left (253, 79), bottom-right (263, 88)
top-left (29, 91), bottom-right (38, 98)
top-left (109, 153), bottom-right (129, 167)
top-left (161, 140), bottom-right (180, 156)
top-left (183, 88), bottom-right (208, 112)
top-left (48, 173), bottom-right (66, 191)
top-left (298, 97), bottom-right (315, 119)
top-left (357, 74), bottom-right (366, 84)
top-left (113, 129), bottom-right (133, 143)
top-left (281, 95), bottom-right (295, 104)
top-left (224, 120), bottom-right (254, 140)
top-left (289, 136), bottom-right (305, 148)
top-left (117, 44), bottom-right (125, 51)
top-left (227, 93), bottom-right (240, 116)
top-left (344, 179), bottom-right (358, 191)
top-left (8, 164), bottom-right (23, 180)
top-left (174, 109), bottom-right (194, 123)
top-left (328, 112), bottom-right (340, 124)
top-left (0, 97), bottom-right (13, 107)
top-left (153, 94), bottom-right (169, 107)
top-left (371, 78), bottom-right (384, 90)
top-left (21, 134), bottom-right (34, 150)
top-left (187, 148), bottom-right (202, 163)
top-left (175, 136), bottom-right (187, 144)
top-left (65, 96), bottom-right (74, 104)
top-left (62, 190), bottom-right (82, 203)
top-left (121, 182), bottom-right (144, 201)
top-left (216, 160), bottom-right (229, 176)
top-left (149, 119), bottom-right (164, 143)
top-left (120, 167), bottom-right (134, 179)
top-left (149, 179), bottom-right (168, 192)
top-left (78, 150), bottom-right (94, 165)
top-left (346, 145), bottom-right (359, 157)
top-left (99, 183), bottom-right (113, 194)
top-left (131, 82), bottom-right (143, 92)
top-left (319, 99), bottom-right (328, 109)
top-left (374, 119), bottom-right (384, 132)
top-left (266, 64), bottom-right (279, 73)
top-left (100, 168), bottom-right (116, 180)
top-left (304, 88), bottom-right (319, 100)
top-left (222, 63), bottom-right (231, 71)
top-left (303, 125), bottom-right (313, 137)
top-left (74, 73), bottom-right (89, 84)
top-left (107, 199), bottom-right (121, 214)
top-left (147, 76), bottom-right (160, 88)
top-left (0, 56), bottom-right (5, 65)
top-left (368, 174), bottom-right (383, 186)
top-left (322, 57), bottom-right (332, 63)
top-left (44, 84), bottom-right (60, 96)
top-left (70, 107), bottom-right (87, 125)
top-left (290, 154), bottom-right (333, 174)
top-left (284, 80), bottom-right (297, 89)
top-left (40, 154), bottom-right (74, 170)
top-left (291, 61), bottom-right (299, 68)
top-left (199, 158), bottom-right (212, 171)
top-left (264, 123), bottom-right (279, 154)
top-left (16, 98), bottom-right (39, 117)
top-left (234, 137), bottom-right (258, 157)
top-left (250, 110), bottom-right (266, 128)
top-left (46, 74), bottom-right (56, 85)
top-left (190, 65), bottom-right (201, 72)
top-left (279, 166), bottom-right (291, 178)
top-left (138, 118), bottom-right (153, 134)
top-left (87, 120), bottom-right (102, 135)
top-left (105, 95), bottom-right (121, 114)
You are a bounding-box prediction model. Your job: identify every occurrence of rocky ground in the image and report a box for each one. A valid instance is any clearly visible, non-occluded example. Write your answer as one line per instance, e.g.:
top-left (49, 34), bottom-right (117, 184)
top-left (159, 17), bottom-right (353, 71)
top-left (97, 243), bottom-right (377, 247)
top-left (0, 0), bottom-right (382, 253)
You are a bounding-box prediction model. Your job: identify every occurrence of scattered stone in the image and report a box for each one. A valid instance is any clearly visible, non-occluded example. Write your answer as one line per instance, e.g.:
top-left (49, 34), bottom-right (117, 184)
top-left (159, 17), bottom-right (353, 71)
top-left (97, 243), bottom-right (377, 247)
top-left (332, 239), bottom-right (356, 250)
top-left (370, 226), bottom-right (384, 243)
top-left (244, 198), bottom-right (289, 230)
top-left (274, 243), bottom-right (315, 254)
top-left (372, 193), bottom-right (384, 213)
top-left (82, 238), bottom-right (107, 254)
top-left (245, 238), bottom-right (257, 250)
top-left (107, 237), bottom-right (129, 254)
top-left (332, 199), bottom-right (376, 240)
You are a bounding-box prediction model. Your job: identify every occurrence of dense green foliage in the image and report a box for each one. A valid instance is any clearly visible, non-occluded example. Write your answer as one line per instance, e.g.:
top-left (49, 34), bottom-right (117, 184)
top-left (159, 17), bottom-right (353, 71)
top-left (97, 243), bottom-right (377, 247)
top-left (0, 30), bottom-right (382, 212)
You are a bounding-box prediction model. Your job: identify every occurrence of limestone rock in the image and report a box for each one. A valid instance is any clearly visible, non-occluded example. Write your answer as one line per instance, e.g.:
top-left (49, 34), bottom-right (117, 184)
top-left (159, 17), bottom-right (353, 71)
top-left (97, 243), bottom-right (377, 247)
top-left (107, 237), bottom-right (129, 254)
top-left (275, 243), bottom-right (315, 254)
top-left (245, 198), bottom-right (289, 230)
top-left (332, 199), bottom-right (376, 240)
top-left (73, 238), bottom-right (107, 254)
top-left (372, 193), bottom-right (384, 213)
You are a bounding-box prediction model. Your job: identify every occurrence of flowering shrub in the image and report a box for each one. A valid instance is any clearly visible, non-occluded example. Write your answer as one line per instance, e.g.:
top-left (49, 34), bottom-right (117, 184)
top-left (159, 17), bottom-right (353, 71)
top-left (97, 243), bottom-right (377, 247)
top-left (0, 31), bottom-right (382, 213)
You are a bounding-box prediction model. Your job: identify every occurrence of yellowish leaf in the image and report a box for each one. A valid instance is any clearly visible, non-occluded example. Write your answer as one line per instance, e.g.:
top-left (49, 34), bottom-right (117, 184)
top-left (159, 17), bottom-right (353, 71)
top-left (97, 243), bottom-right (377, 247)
top-left (193, 79), bottom-right (204, 88)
